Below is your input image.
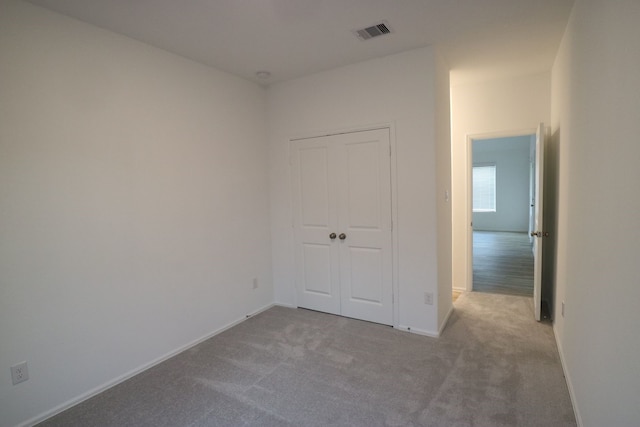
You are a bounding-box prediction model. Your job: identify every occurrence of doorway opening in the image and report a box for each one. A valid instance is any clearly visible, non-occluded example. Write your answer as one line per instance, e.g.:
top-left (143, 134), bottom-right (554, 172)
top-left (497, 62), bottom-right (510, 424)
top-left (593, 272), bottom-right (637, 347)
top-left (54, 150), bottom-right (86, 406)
top-left (463, 124), bottom-right (547, 321)
top-left (470, 134), bottom-right (535, 297)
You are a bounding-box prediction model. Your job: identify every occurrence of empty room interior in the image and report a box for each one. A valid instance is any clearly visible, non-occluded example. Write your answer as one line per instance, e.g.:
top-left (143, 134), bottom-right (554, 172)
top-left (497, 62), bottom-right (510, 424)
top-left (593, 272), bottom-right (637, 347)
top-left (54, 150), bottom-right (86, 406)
top-left (1, 1), bottom-right (639, 426)
top-left (471, 135), bottom-right (537, 298)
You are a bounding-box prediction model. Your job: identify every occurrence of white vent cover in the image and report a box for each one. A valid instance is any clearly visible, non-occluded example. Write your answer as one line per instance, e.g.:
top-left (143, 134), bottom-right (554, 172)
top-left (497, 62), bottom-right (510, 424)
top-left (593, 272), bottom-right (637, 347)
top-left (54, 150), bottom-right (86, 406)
top-left (353, 20), bottom-right (393, 41)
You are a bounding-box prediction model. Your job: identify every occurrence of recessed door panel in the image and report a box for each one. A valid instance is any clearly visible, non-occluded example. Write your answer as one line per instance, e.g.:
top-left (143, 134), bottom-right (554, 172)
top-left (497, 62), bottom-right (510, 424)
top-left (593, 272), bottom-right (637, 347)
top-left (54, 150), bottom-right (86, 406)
top-left (302, 243), bottom-right (332, 295)
top-left (345, 141), bottom-right (382, 229)
top-left (346, 247), bottom-right (383, 304)
top-left (299, 147), bottom-right (330, 227)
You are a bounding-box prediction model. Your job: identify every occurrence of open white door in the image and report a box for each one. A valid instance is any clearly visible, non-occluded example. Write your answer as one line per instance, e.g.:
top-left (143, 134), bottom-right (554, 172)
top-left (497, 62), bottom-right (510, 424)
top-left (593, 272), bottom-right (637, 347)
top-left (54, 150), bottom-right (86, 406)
top-left (532, 123), bottom-right (545, 321)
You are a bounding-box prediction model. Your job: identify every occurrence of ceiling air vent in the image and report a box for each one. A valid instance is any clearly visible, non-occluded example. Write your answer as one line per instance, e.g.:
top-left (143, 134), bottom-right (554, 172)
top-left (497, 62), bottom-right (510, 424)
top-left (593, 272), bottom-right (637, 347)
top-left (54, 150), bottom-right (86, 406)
top-left (353, 20), bottom-right (393, 41)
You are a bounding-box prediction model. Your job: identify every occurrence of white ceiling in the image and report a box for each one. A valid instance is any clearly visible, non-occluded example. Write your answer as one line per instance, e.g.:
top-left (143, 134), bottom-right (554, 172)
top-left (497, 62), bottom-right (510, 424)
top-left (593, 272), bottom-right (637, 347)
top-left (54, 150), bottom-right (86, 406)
top-left (26, 0), bottom-right (574, 86)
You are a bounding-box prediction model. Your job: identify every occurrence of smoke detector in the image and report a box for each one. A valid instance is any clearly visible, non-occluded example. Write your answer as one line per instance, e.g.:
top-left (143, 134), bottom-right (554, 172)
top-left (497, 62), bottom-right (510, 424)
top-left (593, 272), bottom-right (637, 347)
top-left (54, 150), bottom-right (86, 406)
top-left (353, 20), bottom-right (393, 41)
top-left (255, 70), bottom-right (271, 80)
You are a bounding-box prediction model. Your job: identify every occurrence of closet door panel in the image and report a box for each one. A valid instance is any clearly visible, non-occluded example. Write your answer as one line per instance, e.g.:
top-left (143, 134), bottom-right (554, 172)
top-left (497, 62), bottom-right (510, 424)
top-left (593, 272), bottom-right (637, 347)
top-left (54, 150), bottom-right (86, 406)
top-left (292, 141), bottom-right (340, 315)
top-left (337, 129), bottom-right (393, 325)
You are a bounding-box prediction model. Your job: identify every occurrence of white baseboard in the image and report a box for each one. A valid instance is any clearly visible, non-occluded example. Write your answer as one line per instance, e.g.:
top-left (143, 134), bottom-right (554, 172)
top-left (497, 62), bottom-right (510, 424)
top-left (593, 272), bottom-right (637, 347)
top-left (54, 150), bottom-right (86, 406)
top-left (438, 305), bottom-right (455, 335)
top-left (553, 323), bottom-right (583, 427)
top-left (20, 302), bottom-right (275, 427)
top-left (276, 303), bottom-right (443, 338)
top-left (245, 303), bottom-right (278, 318)
top-left (396, 325), bottom-right (439, 338)
top-left (278, 303), bottom-right (443, 338)
top-left (273, 302), bottom-right (297, 309)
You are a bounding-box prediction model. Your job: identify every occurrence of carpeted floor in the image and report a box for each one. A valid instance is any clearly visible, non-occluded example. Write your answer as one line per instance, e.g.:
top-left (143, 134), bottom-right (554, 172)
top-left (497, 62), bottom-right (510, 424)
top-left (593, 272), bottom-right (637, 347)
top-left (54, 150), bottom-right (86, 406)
top-left (39, 292), bottom-right (576, 426)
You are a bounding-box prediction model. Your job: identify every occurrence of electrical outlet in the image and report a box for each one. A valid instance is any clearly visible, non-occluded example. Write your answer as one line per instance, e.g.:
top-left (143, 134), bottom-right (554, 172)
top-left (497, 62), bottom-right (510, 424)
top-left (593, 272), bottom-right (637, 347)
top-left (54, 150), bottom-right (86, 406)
top-left (11, 361), bottom-right (29, 385)
top-left (424, 292), bottom-right (434, 305)
top-left (252, 278), bottom-right (258, 290)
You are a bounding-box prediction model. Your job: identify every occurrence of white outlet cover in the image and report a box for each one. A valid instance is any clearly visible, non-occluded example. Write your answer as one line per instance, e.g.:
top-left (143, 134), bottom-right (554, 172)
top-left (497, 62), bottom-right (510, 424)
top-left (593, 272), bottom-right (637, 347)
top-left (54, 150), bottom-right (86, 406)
top-left (424, 292), bottom-right (434, 305)
top-left (11, 361), bottom-right (29, 385)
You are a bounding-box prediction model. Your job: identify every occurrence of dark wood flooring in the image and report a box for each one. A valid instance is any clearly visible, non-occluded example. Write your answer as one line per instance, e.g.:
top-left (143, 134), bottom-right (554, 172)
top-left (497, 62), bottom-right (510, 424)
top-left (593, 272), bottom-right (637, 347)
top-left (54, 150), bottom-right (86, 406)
top-left (473, 231), bottom-right (534, 296)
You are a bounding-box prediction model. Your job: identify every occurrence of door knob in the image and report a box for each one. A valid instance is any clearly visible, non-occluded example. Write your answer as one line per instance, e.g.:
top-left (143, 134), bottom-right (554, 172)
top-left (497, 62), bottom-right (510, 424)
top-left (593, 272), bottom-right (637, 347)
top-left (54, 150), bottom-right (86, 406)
top-left (339, 233), bottom-right (347, 240)
top-left (329, 233), bottom-right (337, 240)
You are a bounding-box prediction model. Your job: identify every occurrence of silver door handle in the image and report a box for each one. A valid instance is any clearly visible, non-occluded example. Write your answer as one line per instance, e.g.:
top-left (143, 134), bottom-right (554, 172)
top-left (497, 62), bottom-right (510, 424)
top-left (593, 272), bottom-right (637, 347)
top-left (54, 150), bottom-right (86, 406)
top-left (530, 231), bottom-right (549, 237)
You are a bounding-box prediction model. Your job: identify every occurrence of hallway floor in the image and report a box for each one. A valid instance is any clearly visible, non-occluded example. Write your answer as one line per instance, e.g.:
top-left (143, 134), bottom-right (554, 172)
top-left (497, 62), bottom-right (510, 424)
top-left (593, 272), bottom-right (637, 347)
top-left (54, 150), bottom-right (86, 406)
top-left (473, 231), bottom-right (534, 296)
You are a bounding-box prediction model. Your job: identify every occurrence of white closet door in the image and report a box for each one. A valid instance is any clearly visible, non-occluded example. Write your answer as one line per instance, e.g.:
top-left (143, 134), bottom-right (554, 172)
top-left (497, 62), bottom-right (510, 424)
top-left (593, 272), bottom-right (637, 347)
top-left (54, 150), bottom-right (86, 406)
top-left (335, 129), bottom-right (393, 325)
top-left (291, 138), bottom-right (340, 315)
top-left (291, 128), bottom-right (393, 325)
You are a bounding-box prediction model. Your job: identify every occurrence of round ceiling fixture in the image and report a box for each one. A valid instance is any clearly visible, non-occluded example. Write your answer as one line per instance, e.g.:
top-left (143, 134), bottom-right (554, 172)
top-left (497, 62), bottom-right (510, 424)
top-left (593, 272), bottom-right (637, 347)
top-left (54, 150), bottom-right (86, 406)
top-left (256, 70), bottom-right (271, 80)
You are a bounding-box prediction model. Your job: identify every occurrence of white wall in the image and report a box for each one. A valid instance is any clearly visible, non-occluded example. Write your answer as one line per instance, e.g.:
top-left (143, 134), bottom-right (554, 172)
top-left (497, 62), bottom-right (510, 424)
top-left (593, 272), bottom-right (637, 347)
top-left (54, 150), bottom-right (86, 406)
top-left (550, 1), bottom-right (640, 425)
top-left (0, 1), bottom-right (273, 426)
top-left (268, 47), bottom-right (452, 336)
top-left (435, 49), bottom-right (453, 329)
top-left (472, 136), bottom-right (532, 232)
top-left (451, 73), bottom-right (550, 290)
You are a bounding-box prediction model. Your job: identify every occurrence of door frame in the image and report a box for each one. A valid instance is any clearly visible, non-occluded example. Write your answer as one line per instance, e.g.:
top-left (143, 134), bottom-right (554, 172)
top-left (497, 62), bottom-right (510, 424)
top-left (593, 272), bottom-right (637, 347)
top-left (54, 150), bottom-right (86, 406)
top-left (288, 122), bottom-right (399, 328)
top-left (465, 128), bottom-right (537, 293)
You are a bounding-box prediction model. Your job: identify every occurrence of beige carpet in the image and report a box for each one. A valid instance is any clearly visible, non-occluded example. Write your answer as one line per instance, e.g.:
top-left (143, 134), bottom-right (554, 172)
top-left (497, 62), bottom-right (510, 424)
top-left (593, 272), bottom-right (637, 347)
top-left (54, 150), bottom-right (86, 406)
top-left (39, 292), bottom-right (576, 426)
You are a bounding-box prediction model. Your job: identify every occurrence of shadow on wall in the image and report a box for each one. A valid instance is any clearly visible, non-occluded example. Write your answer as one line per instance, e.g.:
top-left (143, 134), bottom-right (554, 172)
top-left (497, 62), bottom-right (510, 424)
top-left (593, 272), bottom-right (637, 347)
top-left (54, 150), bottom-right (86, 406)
top-left (542, 127), bottom-right (559, 318)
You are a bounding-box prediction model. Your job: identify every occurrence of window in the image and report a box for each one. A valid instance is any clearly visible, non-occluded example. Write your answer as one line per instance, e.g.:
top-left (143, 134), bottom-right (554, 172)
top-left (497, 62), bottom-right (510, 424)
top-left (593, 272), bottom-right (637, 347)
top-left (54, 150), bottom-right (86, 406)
top-left (473, 164), bottom-right (496, 212)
